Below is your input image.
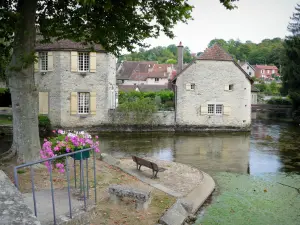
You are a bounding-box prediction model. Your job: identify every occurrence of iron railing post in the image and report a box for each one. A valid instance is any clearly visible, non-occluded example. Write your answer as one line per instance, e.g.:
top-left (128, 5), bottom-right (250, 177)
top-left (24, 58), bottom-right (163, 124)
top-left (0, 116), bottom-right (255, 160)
top-left (86, 157), bottom-right (89, 199)
top-left (49, 161), bottom-right (57, 225)
top-left (30, 166), bottom-right (37, 217)
top-left (65, 158), bottom-right (72, 219)
top-left (93, 149), bottom-right (97, 203)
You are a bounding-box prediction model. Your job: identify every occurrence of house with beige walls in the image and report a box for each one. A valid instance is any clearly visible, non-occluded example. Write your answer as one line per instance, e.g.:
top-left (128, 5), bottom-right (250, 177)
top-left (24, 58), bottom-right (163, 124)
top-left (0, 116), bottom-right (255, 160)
top-left (172, 44), bottom-right (253, 130)
top-left (34, 40), bottom-right (117, 127)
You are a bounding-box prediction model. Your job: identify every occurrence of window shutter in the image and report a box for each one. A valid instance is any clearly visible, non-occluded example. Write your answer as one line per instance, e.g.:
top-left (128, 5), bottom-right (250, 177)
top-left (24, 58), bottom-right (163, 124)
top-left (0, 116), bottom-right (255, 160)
top-left (47, 52), bottom-right (53, 71)
top-left (224, 85), bottom-right (229, 91)
top-left (39, 92), bottom-right (49, 114)
top-left (185, 83), bottom-right (191, 90)
top-left (71, 52), bottom-right (78, 72)
top-left (90, 52), bottom-right (97, 73)
top-left (70, 92), bottom-right (78, 115)
top-left (224, 106), bottom-right (231, 115)
top-left (90, 92), bottom-right (97, 115)
top-left (34, 52), bottom-right (39, 72)
top-left (201, 105), bottom-right (208, 115)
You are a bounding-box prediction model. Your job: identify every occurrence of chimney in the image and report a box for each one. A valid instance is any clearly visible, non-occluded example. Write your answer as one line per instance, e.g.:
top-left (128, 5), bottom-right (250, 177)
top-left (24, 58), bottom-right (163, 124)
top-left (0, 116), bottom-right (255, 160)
top-left (177, 41), bottom-right (183, 72)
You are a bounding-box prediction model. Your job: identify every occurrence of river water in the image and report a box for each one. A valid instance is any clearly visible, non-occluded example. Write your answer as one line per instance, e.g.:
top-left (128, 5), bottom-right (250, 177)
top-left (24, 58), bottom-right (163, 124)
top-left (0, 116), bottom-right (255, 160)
top-left (98, 120), bottom-right (300, 175)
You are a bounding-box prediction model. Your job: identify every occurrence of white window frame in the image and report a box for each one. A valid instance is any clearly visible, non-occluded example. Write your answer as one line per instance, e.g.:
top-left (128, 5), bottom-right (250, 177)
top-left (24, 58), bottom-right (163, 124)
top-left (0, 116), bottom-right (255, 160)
top-left (39, 52), bottom-right (48, 71)
top-left (208, 104), bottom-right (224, 115)
top-left (78, 92), bottom-right (90, 114)
top-left (78, 52), bottom-right (90, 72)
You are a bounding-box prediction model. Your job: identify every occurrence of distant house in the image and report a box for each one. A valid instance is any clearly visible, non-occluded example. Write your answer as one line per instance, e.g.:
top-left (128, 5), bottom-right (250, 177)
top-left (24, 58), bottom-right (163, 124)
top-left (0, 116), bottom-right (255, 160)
top-left (251, 85), bottom-right (259, 104)
top-left (172, 43), bottom-right (253, 129)
top-left (118, 84), bottom-right (169, 93)
top-left (239, 61), bottom-right (255, 77)
top-left (253, 65), bottom-right (280, 80)
top-left (117, 61), bottom-right (175, 86)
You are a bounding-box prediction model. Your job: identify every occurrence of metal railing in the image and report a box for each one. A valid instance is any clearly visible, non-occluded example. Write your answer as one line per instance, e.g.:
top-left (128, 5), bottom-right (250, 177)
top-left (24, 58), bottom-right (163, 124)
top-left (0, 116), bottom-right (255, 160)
top-left (13, 148), bottom-right (97, 225)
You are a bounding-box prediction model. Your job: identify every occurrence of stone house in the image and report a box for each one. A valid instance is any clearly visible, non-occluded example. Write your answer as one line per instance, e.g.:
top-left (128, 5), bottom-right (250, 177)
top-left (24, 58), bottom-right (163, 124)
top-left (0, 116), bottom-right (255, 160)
top-left (34, 40), bottom-right (117, 127)
top-left (172, 44), bottom-right (253, 129)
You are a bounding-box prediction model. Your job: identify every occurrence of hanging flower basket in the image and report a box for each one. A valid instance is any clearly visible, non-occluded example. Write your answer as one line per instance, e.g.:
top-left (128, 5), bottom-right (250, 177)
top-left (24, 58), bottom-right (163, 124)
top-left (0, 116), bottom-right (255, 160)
top-left (40, 130), bottom-right (100, 173)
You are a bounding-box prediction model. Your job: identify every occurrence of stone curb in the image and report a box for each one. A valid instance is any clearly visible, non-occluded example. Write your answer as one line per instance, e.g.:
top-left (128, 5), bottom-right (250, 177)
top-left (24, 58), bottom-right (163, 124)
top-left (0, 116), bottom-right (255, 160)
top-left (100, 154), bottom-right (216, 225)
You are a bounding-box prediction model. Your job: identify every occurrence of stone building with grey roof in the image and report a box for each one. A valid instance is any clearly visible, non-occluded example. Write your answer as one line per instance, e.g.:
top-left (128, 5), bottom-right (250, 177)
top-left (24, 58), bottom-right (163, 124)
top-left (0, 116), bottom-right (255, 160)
top-left (35, 39), bottom-right (117, 127)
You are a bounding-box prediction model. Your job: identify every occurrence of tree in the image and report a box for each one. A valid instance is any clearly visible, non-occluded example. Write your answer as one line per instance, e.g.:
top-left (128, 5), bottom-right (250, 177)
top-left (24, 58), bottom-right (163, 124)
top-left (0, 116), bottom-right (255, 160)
top-left (281, 4), bottom-right (300, 111)
top-left (0, 0), bottom-right (236, 163)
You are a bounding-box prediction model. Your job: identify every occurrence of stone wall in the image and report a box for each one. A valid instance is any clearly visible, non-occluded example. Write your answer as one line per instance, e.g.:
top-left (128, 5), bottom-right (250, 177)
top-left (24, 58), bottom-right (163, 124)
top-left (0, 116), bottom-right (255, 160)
top-left (0, 81), bottom-right (6, 88)
top-left (176, 60), bottom-right (252, 128)
top-left (0, 170), bottom-right (41, 225)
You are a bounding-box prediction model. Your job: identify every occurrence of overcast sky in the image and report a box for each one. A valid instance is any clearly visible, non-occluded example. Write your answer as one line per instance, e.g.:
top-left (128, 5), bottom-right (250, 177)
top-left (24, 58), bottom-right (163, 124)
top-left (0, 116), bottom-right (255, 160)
top-left (141, 0), bottom-right (299, 53)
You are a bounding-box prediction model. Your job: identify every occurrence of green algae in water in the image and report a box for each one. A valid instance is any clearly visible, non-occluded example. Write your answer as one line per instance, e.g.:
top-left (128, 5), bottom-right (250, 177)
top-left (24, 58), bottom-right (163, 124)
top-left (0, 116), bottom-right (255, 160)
top-left (195, 172), bottom-right (300, 225)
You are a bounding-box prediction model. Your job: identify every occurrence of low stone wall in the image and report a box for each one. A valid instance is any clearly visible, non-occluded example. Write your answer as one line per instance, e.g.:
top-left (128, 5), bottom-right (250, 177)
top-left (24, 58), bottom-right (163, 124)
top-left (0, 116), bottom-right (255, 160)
top-left (0, 170), bottom-right (41, 225)
top-left (251, 104), bottom-right (293, 120)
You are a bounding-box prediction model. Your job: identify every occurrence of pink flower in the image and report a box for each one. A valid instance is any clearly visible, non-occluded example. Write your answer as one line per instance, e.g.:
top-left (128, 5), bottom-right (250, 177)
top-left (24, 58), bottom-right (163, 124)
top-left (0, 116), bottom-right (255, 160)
top-left (52, 130), bottom-right (56, 133)
top-left (54, 146), bottom-right (60, 151)
top-left (58, 129), bottom-right (64, 134)
top-left (66, 147), bottom-right (71, 152)
top-left (95, 136), bottom-right (99, 139)
top-left (59, 168), bottom-right (65, 173)
top-left (95, 147), bottom-right (100, 153)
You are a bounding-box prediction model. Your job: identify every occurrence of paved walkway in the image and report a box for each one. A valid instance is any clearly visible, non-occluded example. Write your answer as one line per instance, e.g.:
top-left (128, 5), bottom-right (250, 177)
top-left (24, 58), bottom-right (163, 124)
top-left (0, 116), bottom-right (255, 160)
top-left (118, 157), bottom-right (204, 197)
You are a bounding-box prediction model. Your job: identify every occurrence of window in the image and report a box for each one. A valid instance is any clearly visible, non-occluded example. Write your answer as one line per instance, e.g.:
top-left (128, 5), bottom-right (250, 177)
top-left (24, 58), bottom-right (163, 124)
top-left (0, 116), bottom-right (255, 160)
top-left (249, 72), bottom-right (252, 76)
top-left (216, 104), bottom-right (223, 115)
top-left (208, 104), bottom-right (214, 114)
top-left (247, 66), bottom-right (249, 69)
top-left (78, 53), bottom-right (89, 72)
top-left (39, 52), bottom-right (48, 71)
top-left (267, 70), bottom-right (270, 74)
top-left (191, 83), bottom-right (195, 90)
top-left (229, 84), bottom-right (234, 91)
top-left (272, 69), bottom-right (275, 73)
top-left (155, 78), bottom-right (159, 82)
top-left (78, 92), bottom-right (90, 114)
top-left (261, 70), bottom-right (264, 74)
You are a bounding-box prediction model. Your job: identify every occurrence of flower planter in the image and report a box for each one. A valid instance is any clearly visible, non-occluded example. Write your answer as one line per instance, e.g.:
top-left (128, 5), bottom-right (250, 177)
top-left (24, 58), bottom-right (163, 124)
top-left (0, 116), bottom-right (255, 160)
top-left (71, 150), bottom-right (90, 160)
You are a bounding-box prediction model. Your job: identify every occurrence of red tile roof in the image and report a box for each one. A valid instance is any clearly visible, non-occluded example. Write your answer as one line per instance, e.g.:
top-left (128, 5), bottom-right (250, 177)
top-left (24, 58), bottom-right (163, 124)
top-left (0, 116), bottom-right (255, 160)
top-left (254, 65), bottom-right (278, 70)
top-left (117, 61), bottom-right (157, 79)
top-left (129, 72), bottom-right (149, 81)
top-left (198, 44), bottom-right (233, 61)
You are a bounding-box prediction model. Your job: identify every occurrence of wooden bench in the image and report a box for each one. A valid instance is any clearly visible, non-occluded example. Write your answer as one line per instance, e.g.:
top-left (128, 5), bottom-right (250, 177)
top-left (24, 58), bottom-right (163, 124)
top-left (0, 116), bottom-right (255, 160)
top-left (132, 156), bottom-right (166, 178)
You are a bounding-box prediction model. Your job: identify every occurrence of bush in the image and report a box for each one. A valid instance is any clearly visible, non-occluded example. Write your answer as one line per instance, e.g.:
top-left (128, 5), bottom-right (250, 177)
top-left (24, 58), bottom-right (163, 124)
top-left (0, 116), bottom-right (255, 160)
top-left (267, 97), bottom-right (292, 105)
top-left (38, 115), bottom-right (51, 131)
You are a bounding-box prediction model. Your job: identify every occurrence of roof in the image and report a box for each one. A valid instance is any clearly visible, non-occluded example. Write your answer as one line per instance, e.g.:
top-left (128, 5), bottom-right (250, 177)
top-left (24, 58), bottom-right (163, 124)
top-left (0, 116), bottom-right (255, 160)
top-left (147, 64), bottom-right (173, 78)
top-left (239, 61), bottom-right (255, 70)
top-left (198, 44), bottom-right (233, 61)
top-left (117, 61), bottom-right (157, 79)
top-left (35, 39), bottom-right (105, 52)
top-left (254, 65), bottom-right (278, 70)
top-left (251, 85), bottom-right (259, 92)
top-left (118, 85), bottom-right (139, 92)
top-left (129, 72), bottom-right (149, 81)
top-left (171, 44), bottom-right (253, 84)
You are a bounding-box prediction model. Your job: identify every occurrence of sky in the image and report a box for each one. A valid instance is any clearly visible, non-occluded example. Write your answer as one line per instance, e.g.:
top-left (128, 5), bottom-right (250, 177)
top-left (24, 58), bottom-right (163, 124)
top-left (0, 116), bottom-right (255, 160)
top-left (140, 0), bottom-right (299, 53)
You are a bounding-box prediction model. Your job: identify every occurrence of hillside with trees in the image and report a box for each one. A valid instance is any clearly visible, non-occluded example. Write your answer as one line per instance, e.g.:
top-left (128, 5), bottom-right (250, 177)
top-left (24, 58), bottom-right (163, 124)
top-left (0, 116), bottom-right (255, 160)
top-left (119, 38), bottom-right (284, 69)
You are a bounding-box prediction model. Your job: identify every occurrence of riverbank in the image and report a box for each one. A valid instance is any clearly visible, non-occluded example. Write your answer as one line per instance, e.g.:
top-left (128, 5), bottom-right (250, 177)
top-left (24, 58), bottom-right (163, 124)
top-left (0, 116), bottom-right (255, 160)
top-left (101, 154), bottom-right (216, 225)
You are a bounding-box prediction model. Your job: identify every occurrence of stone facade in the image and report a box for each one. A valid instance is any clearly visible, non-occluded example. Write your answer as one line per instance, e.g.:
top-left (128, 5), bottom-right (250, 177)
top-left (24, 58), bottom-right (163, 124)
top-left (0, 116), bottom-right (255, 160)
top-left (174, 44), bottom-right (252, 129)
top-left (35, 41), bottom-right (117, 127)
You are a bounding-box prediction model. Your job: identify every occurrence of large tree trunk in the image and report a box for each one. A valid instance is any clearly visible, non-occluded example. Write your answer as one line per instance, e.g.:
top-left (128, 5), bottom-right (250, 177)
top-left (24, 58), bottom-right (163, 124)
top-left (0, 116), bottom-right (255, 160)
top-left (5, 0), bottom-right (40, 163)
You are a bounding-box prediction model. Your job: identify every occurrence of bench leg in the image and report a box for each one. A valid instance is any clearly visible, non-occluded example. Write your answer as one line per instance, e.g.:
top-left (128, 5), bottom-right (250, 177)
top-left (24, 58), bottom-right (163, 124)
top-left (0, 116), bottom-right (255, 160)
top-left (110, 194), bottom-right (120, 204)
top-left (138, 165), bottom-right (142, 170)
top-left (136, 200), bottom-right (150, 211)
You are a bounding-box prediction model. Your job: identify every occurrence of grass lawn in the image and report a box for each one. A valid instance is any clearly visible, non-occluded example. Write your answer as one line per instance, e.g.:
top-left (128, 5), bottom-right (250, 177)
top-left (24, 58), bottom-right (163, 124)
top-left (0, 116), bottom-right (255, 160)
top-left (0, 114), bottom-right (12, 125)
top-left (195, 172), bottom-right (300, 225)
top-left (1, 158), bottom-right (175, 225)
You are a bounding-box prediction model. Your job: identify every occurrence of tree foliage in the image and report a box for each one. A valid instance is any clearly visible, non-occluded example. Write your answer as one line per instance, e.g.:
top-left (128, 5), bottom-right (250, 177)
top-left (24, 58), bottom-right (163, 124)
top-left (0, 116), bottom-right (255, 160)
top-left (208, 38), bottom-right (284, 67)
top-left (118, 44), bottom-right (194, 64)
top-left (281, 4), bottom-right (300, 111)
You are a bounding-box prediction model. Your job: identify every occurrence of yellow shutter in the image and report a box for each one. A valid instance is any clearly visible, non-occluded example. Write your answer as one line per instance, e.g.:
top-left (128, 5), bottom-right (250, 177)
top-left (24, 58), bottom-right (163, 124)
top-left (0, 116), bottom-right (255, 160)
top-left (201, 105), bottom-right (208, 115)
top-left (34, 52), bottom-right (39, 72)
top-left (47, 52), bottom-right (53, 71)
top-left (185, 83), bottom-right (191, 90)
top-left (90, 92), bottom-right (97, 115)
top-left (90, 52), bottom-right (96, 72)
top-left (224, 85), bottom-right (229, 91)
top-left (70, 92), bottom-right (78, 115)
top-left (224, 106), bottom-right (231, 115)
top-left (39, 92), bottom-right (49, 114)
top-left (71, 52), bottom-right (78, 72)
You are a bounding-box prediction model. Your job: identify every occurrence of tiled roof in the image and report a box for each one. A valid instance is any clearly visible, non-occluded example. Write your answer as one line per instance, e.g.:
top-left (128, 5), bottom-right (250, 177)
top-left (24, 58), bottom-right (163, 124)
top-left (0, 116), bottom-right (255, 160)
top-left (117, 61), bottom-right (157, 79)
top-left (138, 84), bottom-right (169, 92)
top-left (35, 39), bottom-right (105, 52)
top-left (254, 65), bottom-right (278, 70)
top-left (118, 85), bottom-right (139, 92)
top-left (129, 72), bottom-right (149, 81)
top-left (198, 44), bottom-right (233, 61)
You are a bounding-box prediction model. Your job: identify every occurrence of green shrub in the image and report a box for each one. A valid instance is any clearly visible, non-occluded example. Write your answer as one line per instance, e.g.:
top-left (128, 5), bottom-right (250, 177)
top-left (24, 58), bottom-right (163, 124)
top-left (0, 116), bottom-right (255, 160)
top-left (38, 115), bottom-right (51, 130)
top-left (0, 88), bottom-right (9, 94)
top-left (267, 97), bottom-right (292, 105)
